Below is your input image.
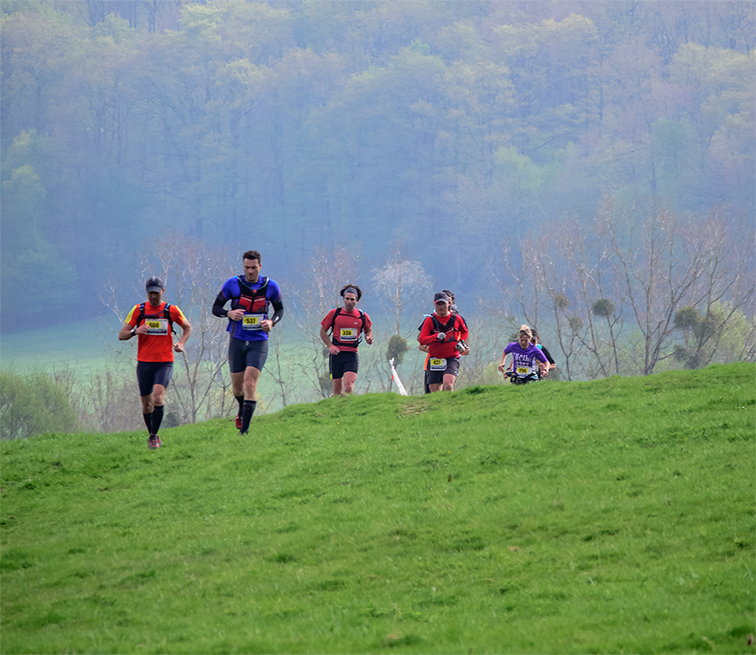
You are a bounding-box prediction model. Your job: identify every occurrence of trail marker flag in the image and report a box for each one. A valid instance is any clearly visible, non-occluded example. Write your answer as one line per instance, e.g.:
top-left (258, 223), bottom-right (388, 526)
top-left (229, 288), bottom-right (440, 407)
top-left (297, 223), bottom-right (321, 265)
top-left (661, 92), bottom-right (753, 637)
top-left (389, 358), bottom-right (408, 396)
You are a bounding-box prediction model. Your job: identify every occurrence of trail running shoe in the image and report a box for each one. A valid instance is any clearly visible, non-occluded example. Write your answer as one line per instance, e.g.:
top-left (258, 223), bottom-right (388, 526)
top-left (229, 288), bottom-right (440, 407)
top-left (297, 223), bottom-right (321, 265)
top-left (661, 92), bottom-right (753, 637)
top-left (148, 434), bottom-right (160, 449)
top-left (235, 415), bottom-right (242, 429)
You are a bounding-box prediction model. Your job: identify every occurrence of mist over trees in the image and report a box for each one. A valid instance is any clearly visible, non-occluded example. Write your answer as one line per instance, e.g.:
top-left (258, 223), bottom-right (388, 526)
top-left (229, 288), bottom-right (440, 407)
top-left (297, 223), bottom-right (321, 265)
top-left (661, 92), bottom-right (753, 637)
top-left (1, 1), bottom-right (753, 352)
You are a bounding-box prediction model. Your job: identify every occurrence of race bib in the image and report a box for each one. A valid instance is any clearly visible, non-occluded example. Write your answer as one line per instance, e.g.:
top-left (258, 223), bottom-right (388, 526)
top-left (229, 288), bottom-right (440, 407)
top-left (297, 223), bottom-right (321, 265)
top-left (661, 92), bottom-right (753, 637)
top-left (145, 318), bottom-right (168, 335)
top-left (339, 327), bottom-right (358, 342)
top-left (516, 366), bottom-right (532, 375)
top-left (429, 358), bottom-right (447, 371)
top-left (242, 313), bottom-right (265, 330)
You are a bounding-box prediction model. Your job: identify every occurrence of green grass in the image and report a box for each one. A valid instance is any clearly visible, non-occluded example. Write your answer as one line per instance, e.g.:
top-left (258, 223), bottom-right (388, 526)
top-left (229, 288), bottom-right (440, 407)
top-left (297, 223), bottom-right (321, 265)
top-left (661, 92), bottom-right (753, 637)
top-left (1, 363), bottom-right (754, 654)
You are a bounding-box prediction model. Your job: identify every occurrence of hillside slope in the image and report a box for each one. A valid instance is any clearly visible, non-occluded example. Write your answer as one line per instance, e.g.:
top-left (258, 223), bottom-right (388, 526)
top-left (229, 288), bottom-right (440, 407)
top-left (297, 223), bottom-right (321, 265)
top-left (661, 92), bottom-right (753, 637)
top-left (1, 363), bottom-right (754, 654)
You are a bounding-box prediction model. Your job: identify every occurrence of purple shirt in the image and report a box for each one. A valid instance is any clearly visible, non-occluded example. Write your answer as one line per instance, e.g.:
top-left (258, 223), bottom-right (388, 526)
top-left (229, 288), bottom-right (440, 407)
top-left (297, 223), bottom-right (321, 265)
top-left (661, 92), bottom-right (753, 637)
top-left (504, 342), bottom-right (548, 377)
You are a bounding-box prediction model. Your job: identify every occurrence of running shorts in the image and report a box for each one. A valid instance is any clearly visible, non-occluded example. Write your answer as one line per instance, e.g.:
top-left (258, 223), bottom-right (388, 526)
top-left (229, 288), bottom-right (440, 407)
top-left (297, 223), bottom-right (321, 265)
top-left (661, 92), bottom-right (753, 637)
top-left (426, 356), bottom-right (460, 386)
top-left (136, 361), bottom-right (173, 397)
top-left (329, 351), bottom-right (359, 380)
top-left (228, 337), bottom-right (269, 374)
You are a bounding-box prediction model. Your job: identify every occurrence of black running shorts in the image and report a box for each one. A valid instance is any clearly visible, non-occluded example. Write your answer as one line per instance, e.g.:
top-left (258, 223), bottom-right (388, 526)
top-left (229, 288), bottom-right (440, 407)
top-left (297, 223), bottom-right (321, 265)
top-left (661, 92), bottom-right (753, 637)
top-left (228, 337), bottom-right (269, 374)
top-left (329, 351), bottom-right (359, 380)
top-left (136, 361), bottom-right (173, 397)
top-left (426, 356), bottom-right (460, 386)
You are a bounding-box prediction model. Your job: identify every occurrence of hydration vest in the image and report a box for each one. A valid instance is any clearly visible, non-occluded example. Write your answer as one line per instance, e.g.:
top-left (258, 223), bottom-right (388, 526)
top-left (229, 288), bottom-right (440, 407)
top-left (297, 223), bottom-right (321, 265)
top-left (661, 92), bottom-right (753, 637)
top-left (232, 276), bottom-right (269, 315)
top-left (329, 307), bottom-right (366, 348)
top-left (428, 313), bottom-right (462, 343)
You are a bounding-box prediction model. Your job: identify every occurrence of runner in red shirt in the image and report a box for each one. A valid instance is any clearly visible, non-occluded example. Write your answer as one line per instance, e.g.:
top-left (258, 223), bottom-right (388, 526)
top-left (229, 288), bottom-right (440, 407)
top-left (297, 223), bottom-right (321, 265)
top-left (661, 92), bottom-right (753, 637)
top-left (119, 276), bottom-right (191, 449)
top-left (320, 284), bottom-right (374, 396)
top-left (418, 292), bottom-right (469, 392)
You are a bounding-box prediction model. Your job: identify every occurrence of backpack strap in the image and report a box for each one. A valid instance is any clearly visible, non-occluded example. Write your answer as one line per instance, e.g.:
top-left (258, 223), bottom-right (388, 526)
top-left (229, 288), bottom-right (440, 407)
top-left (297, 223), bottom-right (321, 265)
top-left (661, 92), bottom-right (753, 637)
top-left (238, 275), bottom-right (268, 294)
top-left (330, 307), bottom-right (342, 330)
top-left (430, 313), bottom-right (459, 343)
top-left (163, 303), bottom-right (176, 334)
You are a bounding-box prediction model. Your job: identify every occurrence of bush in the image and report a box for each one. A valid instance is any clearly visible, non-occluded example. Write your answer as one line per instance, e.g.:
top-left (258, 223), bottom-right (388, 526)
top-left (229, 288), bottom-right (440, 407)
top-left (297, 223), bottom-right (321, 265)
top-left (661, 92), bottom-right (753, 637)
top-left (386, 335), bottom-right (409, 365)
top-left (0, 369), bottom-right (79, 439)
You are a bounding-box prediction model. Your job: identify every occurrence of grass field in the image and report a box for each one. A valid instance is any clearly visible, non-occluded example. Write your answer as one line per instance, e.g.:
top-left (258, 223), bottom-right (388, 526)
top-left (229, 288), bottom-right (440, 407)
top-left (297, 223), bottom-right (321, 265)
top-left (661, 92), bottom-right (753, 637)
top-left (0, 318), bottom-right (127, 376)
top-left (1, 363), bottom-right (754, 654)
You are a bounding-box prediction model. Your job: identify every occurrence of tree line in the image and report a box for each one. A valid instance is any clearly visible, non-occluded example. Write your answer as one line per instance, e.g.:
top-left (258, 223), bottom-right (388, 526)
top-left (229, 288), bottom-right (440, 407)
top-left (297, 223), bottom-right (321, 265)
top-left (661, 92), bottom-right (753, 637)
top-left (2, 208), bottom-right (753, 440)
top-left (1, 0), bottom-right (754, 330)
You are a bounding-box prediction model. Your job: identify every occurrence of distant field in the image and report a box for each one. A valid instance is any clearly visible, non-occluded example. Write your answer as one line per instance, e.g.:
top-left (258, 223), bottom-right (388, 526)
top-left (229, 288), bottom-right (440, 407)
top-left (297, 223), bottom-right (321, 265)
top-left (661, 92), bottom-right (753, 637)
top-left (0, 317), bottom-right (128, 375)
top-left (0, 317), bottom-right (435, 414)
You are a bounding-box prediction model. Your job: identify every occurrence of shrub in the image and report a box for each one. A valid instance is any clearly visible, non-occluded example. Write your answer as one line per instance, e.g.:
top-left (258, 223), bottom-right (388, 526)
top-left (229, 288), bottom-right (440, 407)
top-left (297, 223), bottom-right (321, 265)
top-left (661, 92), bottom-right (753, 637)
top-left (0, 369), bottom-right (79, 439)
top-left (386, 334), bottom-right (409, 365)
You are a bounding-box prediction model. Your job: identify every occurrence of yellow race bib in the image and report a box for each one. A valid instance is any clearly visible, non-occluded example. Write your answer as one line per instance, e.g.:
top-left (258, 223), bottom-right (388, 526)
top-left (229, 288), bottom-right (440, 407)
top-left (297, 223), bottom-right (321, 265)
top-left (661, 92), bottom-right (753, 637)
top-left (429, 358), bottom-right (447, 371)
top-left (242, 313), bottom-right (265, 330)
top-left (145, 318), bottom-right (168, 335)
top-left (339, 327), bottom-right (357, 342)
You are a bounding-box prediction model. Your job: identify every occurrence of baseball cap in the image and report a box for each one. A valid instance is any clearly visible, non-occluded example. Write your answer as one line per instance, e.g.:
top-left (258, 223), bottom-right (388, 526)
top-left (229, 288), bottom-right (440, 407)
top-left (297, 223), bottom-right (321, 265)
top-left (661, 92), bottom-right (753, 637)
top-left (145, 276), bottom-right (164, 293)
top-left (434, 292), bottom-right (449, 303)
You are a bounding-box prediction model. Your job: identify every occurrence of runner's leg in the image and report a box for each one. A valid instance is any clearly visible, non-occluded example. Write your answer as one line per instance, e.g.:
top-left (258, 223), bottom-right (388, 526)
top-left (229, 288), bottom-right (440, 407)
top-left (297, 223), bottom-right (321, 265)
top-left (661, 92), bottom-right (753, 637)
top-left (332, 378), bottom-right (343, 396)
top-left (342, 371), bottom-right (358, 394)
top-left (442, 372), bottom-right (457, 391)
top-left (240, 366), bottom-right (261, 433)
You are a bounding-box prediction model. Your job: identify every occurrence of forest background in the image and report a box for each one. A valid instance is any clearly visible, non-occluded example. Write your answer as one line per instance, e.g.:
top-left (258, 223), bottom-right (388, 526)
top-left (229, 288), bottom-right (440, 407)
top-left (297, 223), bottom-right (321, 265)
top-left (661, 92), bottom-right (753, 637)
top-left (1, 0), bottom-right (754, 437)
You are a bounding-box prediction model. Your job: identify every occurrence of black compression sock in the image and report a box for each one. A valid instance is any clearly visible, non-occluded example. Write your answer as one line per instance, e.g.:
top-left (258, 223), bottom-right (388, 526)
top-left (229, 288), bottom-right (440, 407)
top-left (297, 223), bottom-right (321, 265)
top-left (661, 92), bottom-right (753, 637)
top-left (143, 412), bottom-right (153, 433)
top-left (240, 400), bottom-right (256, 434)
top-left (235, 394), bottom-right (245, 416)
top-left (152, 405), bottom-right (164, 434)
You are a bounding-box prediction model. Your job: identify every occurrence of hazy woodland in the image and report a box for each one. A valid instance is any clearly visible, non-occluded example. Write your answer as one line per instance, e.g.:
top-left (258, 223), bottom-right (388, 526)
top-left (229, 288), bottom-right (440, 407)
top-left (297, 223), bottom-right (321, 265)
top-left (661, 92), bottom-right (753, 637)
top-left (2, 0), bottom-right (754, 313)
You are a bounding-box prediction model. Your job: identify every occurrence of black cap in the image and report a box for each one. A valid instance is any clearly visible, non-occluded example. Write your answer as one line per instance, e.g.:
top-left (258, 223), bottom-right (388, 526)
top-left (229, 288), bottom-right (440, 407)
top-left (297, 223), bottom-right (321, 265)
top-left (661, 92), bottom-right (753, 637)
top-left (145, 276), bottom-right (164, 293)
top-left (434, 292), bottom-right (449, 304)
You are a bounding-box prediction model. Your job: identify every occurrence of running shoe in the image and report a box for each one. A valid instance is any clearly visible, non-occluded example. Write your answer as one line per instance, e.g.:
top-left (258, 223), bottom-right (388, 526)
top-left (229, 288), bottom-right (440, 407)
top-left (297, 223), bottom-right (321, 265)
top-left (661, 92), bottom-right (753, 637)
top-left (148, 434), bottom-right (160, 449)
top-left (235, 414), bottom-right (242, 429)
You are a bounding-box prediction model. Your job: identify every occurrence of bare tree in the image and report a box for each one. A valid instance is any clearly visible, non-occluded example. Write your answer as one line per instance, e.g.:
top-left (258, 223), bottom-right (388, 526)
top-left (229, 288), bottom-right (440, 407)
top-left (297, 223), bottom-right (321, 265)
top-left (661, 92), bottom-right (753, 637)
top-left (602, 204), bottom-right (754, 375)
top-left (490, 235), bottom-right (541, 330)
top-left (490, 203), bottom-right (754, 379)
top-left (373, 243), bottom-right (432, 336)
top-left (287, 244), bottom-right (362, 399)
top-left (264, 328), bottom-right (303, 409)
top-left (492, 230), bottom-right (586, 380)
top-left (670, 212), bottom-right (756, 368)
top-left (556, 216), bottom-right (627, 378)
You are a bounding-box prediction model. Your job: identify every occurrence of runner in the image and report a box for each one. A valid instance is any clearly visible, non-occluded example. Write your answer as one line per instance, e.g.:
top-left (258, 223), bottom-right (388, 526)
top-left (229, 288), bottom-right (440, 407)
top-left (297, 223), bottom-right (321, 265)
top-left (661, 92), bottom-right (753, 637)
top-left (417, 289), bottom-right (469, 393)
top-left (498, 324), bottom-right (548, 385)
top-left (212, 250), bottom-right (284, 435)
top-left (320, 284), bottom-right (374, 396)
top-left (418, 292), bottom-right (469, 392)
top-left (118, 276), bottom-right (192, 449)
top-left (531, 328), bottom-right (556, 378)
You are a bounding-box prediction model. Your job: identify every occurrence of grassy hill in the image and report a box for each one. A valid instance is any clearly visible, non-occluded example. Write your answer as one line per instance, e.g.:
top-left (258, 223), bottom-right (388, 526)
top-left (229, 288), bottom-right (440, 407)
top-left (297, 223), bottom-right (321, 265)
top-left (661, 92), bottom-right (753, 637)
top-left (1, 363), bottom-right (754, 654)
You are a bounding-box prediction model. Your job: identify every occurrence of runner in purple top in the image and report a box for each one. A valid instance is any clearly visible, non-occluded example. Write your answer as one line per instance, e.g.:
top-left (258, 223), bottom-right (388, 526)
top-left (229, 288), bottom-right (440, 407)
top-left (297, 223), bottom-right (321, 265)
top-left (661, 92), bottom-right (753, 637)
top-left (498, 324), bottom-right (548, 385)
